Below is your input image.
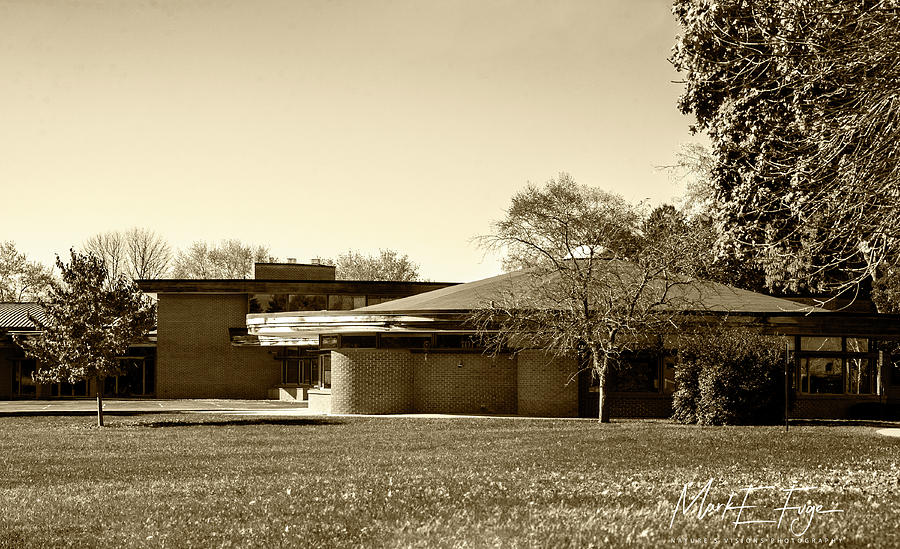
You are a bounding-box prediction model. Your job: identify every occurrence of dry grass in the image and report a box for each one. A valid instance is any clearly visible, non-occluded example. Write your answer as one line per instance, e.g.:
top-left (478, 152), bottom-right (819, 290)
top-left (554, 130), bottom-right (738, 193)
top-left (0, 415), bottom-right (897, 548)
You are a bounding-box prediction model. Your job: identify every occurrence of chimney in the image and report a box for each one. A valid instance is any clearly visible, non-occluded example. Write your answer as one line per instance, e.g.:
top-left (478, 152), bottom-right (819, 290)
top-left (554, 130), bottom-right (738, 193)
top-left (310, 258), bottom-right (321, 265)
top-left (286, 257), bottom-right (297, 264)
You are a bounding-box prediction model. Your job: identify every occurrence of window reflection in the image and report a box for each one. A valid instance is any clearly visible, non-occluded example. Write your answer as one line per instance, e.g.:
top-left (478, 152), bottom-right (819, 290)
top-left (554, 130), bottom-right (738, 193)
top-left (846, 358), bottom-right (875, 394)
top-left (800, 357), bottom-right (843, 394)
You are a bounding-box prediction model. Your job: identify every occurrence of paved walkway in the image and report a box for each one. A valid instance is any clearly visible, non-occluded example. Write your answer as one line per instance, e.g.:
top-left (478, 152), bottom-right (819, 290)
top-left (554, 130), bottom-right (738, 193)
top-left (876, 428), bottom-right (900, 438)
top-left (0, 399), bottom-right (311, 415)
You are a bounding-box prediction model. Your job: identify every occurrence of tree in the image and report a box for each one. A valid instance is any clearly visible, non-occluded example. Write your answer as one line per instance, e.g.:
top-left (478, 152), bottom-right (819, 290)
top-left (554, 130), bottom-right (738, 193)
top-left (124, 228), bottom-right (172, 280)
top-left (171, 239), bottom-right (275, 279)
top-left (0, 241), bottom-right (55, 302)
top-left (15, 250), bottom-right (156, 427)
top-left (83, 231), bottom-right (127, 280)
top-left (474, 174), bottom-right (701, 422)
top-left (672, 0), bottom-right (900, 301)
top-left (84, 228), bottom-right (172, 280)
top-left (329, 249), bottom-right (422, 281)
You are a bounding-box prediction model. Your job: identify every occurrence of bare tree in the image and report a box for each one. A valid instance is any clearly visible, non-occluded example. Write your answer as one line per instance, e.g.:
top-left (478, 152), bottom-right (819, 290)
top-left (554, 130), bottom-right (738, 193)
top-left (474, 174), bottom-right (701, 422)
top-left (84, 228), bottom-right (172, 280)
top-left (0, 241), bottom-right (54, 302)
top-left (329, 249), bottom-right (422, 281)
top-left (171, 239), bottom-right (275, 279)
top-left (124, 227), bottom-right (171, 280)
top-left (83, 231), bottom-right (127, 280)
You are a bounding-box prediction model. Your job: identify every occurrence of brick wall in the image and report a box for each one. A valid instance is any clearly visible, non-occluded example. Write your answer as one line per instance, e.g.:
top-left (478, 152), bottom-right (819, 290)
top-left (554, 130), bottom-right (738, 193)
top-left (156, 293), bottom-right (279, 398)
top-left (608, 394), bottom-right (673, 418)
top-left (254, 263), bottom-right (336, 280)
top-left (331, 349), bottom-right (415, 413)
top-left (414, 353), bottom-right (517, 414)
top-left (517, 350), bottom-right (578, 417)
top-left (329, 350), bottom-right (518, 414)
top-left (793, 395), bottom-right (884, 419)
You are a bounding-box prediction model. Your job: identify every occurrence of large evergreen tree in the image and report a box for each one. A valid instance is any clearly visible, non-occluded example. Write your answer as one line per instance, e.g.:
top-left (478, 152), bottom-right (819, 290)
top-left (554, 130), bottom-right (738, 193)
top-left (16, 250), bottom-right (156, 426)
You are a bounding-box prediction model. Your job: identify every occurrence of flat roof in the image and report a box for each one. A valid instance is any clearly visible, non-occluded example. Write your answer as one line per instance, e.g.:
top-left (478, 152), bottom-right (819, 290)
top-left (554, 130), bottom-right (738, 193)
top-left (137, 279), bottom-right (456, 295)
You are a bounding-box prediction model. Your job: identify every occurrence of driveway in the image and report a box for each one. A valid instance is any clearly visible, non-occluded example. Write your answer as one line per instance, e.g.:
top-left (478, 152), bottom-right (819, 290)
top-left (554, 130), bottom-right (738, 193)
top-left (0, 399), bottom-right (312, 416)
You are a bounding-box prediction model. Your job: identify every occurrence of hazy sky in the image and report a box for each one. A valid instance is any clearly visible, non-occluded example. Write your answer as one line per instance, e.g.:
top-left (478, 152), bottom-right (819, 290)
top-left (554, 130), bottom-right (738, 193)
top-left (2, 0), bottom-right (696, 282)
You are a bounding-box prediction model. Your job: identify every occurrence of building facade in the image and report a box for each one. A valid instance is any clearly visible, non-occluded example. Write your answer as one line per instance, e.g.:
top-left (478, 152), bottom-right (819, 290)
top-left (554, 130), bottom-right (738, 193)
top-left (1, 262), bottom-right (454, 400)
top-left (246, 270), bottom-right (900, 419)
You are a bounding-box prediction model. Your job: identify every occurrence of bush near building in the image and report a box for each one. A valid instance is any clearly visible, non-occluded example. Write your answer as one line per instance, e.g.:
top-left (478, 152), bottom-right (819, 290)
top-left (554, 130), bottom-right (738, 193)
top-left (672, 329), bottom-right (788, 425)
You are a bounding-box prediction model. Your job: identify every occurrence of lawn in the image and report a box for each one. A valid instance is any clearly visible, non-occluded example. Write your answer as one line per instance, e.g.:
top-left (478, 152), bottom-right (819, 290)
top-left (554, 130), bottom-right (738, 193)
top-left (0, 415), bottom-right (897, 548)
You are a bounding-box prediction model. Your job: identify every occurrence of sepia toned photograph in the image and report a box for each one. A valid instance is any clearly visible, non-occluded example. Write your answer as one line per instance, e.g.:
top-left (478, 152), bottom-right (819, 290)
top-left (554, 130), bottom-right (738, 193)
top-left (1, 1), bottom-right (898, 547)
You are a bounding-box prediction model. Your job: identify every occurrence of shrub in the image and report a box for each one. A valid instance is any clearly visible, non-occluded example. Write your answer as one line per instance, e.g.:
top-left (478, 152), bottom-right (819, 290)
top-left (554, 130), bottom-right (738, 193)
top-left (672, 329), bottom-right (789, 425)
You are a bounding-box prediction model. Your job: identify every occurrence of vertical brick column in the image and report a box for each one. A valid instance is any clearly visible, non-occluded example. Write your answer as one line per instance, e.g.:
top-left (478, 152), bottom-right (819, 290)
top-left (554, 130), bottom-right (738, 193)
top-left (330, 349), bottom-right (414, 414)
top-left (517, 350), bottom-right (579, 417)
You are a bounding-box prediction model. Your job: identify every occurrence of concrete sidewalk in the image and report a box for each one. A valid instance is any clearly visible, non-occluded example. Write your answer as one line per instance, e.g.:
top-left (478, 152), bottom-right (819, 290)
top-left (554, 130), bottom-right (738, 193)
top-left (0, 399), bottom-right (311, 416)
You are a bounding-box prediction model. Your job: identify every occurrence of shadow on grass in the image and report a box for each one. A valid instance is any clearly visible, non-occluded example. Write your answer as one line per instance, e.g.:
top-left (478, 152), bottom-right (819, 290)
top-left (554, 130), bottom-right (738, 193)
top-left (139, 417), bottom-right (346, 428)
top-left (790, 418), bottom-right (900, 428)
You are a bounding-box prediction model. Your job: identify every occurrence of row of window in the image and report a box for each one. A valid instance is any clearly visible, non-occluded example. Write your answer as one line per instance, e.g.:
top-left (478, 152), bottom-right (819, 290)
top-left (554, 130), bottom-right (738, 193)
top-left (602, 336), bottom-right (885, 396)
top-left (10, 353), bottom-right (156, 398)
top-left (249, 294), bottom-right (396, 314)
top-left (319, 333), bottom-right (480, 350)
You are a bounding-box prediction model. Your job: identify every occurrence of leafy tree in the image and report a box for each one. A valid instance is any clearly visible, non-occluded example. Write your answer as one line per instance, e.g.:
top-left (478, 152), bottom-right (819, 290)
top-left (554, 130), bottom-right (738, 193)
top-left (171, 239), bottom-right (275, 279)
top-left (475, 174), bottom-right (702, 422)
top-left (15, 250), bottom-right (156, 427)
top-left (329, 249), bottom-right (422, 281)
top-left (672, 0), bottom-right (900, 300)
top-left (0, 241), bottom-right (55, 302)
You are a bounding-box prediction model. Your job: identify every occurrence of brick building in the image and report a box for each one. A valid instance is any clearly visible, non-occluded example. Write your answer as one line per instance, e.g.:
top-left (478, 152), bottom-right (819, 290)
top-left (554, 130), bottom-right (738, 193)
top-left (246, 269), bottom-right (900, 419)
top-left (0, 262), bottom-right (454, 400)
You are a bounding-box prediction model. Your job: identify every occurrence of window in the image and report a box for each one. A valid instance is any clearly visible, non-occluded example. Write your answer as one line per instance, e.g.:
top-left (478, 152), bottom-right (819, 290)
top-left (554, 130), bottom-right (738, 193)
top-left (611, 353), bottom-right (660, 393)
top-left (366, 296), bottom-right (395, 306)
top-left (104, 356), bottom-right (155, 397)
top-left (847, 357), bottom-right (876, 394)
top-left (434, 334), bottom-right (479, 350)
top-left (319, 354), bottom-right (331, 389)
top-left (795, 336), bottom-right (876, 395)
top-left (662, 356), bottom-right (677, 395)
top-left (327, 295), bottom-right (365, 310)
top-left (12, 359), bottom-right (36, 396)
top-left (800, 357), bottom-right (843, 394)
top-left (340, 335), bottom-right (377, 348)
top-left (378, 334), bottom-right (431, 349)
top-left (290, 294), bottom-right (326, 311)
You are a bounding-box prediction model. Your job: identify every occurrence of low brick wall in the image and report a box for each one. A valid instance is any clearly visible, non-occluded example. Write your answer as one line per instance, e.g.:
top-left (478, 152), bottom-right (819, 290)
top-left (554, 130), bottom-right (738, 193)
top-left (608, 394), bottom-right (673, 418)
top-left (793, 395), bottom-right (885, 419)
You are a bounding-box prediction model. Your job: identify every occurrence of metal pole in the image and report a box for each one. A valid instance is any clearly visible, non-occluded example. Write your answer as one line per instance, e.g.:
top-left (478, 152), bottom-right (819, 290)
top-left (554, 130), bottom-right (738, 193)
top-left (785, 341), bottom-right (789, 433)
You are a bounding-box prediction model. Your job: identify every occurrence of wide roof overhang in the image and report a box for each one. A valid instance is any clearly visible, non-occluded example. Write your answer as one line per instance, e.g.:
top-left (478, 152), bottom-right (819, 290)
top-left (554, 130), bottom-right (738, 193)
top-left (243, 268), bottom-right (900, 346)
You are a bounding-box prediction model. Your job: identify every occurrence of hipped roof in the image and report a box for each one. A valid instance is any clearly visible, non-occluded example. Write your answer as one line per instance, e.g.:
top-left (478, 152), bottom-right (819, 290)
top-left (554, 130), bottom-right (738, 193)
top-left (356, 266), bottom-right (825, 315)
top-left (0, 303), bottom-right (47, 330)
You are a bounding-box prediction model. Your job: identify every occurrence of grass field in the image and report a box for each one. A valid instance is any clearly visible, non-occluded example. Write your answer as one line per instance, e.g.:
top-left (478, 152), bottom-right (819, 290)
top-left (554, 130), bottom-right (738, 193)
top-left (0, 414), bottom-right (897, 548)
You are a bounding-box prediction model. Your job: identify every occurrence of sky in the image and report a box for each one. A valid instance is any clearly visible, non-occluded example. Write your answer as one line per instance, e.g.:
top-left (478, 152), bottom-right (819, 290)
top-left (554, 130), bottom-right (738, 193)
top-left (2, 0), bottom-right (697, 283)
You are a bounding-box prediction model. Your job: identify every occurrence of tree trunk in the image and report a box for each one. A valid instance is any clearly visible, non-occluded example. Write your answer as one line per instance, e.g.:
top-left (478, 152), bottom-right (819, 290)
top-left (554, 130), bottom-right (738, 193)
top-left (593, 349), bottom-right (611, 423)
top-left (96, 378), bottom-right (104, 428)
